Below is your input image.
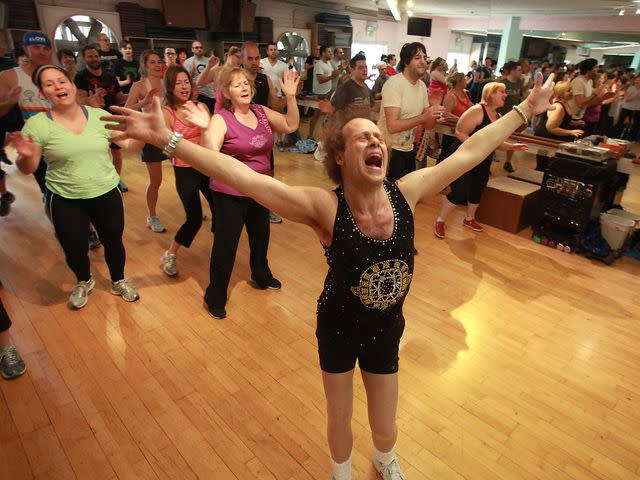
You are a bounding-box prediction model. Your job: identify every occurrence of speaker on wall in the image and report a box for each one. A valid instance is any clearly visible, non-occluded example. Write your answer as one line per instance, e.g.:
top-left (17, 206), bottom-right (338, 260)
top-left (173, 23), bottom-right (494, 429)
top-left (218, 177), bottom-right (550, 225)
top-left (407, 17), bottom-right (432, 37)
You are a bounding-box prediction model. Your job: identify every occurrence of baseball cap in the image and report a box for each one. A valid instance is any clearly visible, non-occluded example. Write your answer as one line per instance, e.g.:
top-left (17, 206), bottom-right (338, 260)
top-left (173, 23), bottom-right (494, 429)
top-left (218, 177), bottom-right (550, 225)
top-left (23, 32), bottom-right (52, 48)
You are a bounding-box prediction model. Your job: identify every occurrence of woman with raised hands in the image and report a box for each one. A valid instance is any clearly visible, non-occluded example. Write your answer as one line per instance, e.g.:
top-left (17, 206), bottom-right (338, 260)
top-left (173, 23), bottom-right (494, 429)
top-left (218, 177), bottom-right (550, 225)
top-left (102, 73), bottom-right (555, 480)
top-left (159, 65), bottom-right (213, 277)
top-left (9, 65), bottom-right (140, 309)
top-left (433, 81), bottom-right (529, 239)
top-left (125, 49), bottom-right (168, 233)
top-left (182, 67), bottom-right (300, 320)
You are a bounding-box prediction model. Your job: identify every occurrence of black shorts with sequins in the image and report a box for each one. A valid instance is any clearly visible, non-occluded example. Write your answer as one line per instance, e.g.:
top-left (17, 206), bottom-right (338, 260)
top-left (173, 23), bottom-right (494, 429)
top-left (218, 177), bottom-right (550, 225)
top-left (316, 311), bottom-right (405, 375)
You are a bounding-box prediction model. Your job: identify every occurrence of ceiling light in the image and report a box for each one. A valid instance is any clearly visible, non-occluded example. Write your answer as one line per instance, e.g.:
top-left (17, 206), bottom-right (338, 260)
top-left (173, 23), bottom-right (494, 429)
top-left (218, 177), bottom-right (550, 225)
top-left (407, 9), bottom-right (414, 16)
top-left (561, 32), bottom-right (566, 36)
top-left (407, 0), bottom-right (414, 7)
top-left (619, 9), bottom-right (625, 15)
top-left (386, 0), bottom-right (401, 21)
top-left (637, 8), bottom-right (640, 14)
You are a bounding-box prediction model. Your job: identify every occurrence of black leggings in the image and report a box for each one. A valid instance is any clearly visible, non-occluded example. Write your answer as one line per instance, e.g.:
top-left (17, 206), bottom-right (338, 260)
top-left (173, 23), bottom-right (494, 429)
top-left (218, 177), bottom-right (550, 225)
top-left (45, 187), bottom-right (126, 283)
top-left (204, 192), bottom-right (273, 309)
top-left (447, 155), bottom-right (493, 206)
top-left (0, 298), bottom-right (11, 333)
top-left (173, 166), bottom-right (215, 247)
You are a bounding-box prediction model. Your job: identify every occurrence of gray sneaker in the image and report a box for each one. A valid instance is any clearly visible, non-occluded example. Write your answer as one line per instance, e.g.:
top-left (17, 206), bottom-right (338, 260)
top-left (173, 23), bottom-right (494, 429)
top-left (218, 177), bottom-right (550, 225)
top-left (110, 279), bottom-right (140, 302)
top-left (269, 212), bottom-right (283, 224)
top-left (146, 215), bottom-right (166, 233)
top-left (160, 252), bottom-right (178, 276)
top-left (373, 458), bottom-right (405, 480)
top-left (69, 276), bottom-right (96, 309)
top-left (0, 346), bottom-right (27, 379)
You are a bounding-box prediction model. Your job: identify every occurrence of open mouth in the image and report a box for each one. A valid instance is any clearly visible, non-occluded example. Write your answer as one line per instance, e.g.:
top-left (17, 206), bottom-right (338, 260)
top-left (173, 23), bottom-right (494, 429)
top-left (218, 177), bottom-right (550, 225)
top-left (365, 152), bottom-right (382, 168)
top-left (56, 92), bottom-right (68, 99)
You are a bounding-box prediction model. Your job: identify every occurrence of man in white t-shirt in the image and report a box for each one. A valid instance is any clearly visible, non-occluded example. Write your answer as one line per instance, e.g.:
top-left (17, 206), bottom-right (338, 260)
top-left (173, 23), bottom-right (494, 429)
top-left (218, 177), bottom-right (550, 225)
top-left (378, 42), bottom-right (444, 182)
top-left (260, 42), bottom-right (288, 96)
top-left (329, 47), bottom-right (348, 91)
top-left (309, 45), bottom-right (346, 139)
top-left (260, 42), bottom-right (288, 150)
top-left (183, 40), bottom-right (216, 113)
top-left (569, 58), bottom-right (609, 120)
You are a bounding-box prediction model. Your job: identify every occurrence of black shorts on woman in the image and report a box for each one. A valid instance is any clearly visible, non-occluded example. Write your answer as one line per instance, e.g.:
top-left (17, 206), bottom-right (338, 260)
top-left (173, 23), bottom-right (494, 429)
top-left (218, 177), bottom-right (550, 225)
top-left (316, 181), bottom-right (414, 375)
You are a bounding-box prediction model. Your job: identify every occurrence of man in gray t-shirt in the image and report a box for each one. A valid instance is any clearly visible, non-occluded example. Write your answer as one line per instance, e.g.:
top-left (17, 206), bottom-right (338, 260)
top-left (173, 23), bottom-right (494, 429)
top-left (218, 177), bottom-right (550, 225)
top-left (330, 54), bottom-right (374, 117)
top-left (183, 40), bottom-right (215, 112)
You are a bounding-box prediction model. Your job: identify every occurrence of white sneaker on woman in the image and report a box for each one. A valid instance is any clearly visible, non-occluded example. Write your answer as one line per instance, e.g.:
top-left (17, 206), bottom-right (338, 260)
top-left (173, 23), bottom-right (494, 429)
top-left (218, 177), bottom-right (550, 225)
top-left (69, 276), bottom-right (95, 309)
top-left (110, 279), bottom-right (140, 302)
top-left (160, 252), bottom-right (178, 276)
top-left (146, 216), bottom-right (166, 233)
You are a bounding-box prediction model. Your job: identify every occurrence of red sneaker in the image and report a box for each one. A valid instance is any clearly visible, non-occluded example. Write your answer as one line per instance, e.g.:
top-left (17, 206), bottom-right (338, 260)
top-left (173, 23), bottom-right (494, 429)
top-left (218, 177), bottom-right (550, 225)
top-left (463, 218), bottom-right (484, 232)
top-left (433, 220), bottom-right (445, 239)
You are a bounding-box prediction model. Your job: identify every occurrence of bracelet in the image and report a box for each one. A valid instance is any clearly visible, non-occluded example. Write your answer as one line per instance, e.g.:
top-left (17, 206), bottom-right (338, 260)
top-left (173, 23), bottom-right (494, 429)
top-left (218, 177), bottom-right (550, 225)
top-left (162, 131), bottom-right (183, 156)
top-left (512, 105), bottom-right (528, 125)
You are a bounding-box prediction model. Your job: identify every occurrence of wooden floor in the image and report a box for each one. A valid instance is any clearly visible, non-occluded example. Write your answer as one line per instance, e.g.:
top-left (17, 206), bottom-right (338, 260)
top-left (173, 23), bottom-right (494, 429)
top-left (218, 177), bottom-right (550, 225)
top-left (1, 142), bottom-right (639, 480)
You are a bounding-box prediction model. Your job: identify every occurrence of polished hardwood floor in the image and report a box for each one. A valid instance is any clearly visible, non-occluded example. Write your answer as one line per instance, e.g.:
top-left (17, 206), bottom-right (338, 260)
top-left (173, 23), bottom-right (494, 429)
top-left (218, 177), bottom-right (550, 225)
top-left (0, 143), bottom-right (639, 479)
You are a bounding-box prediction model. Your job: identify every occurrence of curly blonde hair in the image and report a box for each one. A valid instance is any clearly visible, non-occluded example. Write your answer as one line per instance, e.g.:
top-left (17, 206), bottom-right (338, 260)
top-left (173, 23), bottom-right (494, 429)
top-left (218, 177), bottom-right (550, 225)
top-left (481, 82), bottom-right (506, 105)
top-left (216, 67), bottom-right (255, 111)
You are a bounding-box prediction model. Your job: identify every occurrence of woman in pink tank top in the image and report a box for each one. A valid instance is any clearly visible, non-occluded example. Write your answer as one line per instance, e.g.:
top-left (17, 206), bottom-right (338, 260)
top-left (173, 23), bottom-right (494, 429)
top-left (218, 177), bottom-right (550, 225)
top-left (186, 66), bottom-right (301, 319)
top-left (158, 65), bottom-right (213, 277)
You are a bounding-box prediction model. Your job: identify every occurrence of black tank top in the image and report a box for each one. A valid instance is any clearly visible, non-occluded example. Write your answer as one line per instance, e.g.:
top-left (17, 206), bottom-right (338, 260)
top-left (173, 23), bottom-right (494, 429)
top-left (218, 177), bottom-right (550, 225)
top-left (471, 104), bottom-right (496, 163)
top-left (253, 72), bottom-right (269, 107)
top-left (534, 101), bottom-right (573, 141)
top-left (317, 181), bottom-right (414, 324)
top-left (473, 104), bottom-right (494, 134)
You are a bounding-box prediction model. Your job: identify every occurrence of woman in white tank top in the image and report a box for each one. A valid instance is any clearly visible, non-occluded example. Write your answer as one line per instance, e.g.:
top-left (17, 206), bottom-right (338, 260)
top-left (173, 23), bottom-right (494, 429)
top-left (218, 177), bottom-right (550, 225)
top-left (125, 50), bottom-right (168, 233)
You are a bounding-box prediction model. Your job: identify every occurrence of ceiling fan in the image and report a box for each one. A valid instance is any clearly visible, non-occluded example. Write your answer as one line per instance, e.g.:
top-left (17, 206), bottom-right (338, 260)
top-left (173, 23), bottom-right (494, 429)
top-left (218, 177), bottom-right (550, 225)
top-left (276, 32), bottom-right (309, 73)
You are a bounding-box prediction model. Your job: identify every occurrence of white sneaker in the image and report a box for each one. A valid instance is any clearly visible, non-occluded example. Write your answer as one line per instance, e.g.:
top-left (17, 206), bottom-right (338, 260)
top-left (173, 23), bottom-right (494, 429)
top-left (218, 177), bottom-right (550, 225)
top-left (373, 457), bottom-right (405, 480)
top-left (146, 215), bottom-right (166, 233)
top-left (69, 276), bottom-right (95, 309)
top-left (110, 279), bottom-right (140, 302)
top-left (160, 252), bottom-right (178, 276)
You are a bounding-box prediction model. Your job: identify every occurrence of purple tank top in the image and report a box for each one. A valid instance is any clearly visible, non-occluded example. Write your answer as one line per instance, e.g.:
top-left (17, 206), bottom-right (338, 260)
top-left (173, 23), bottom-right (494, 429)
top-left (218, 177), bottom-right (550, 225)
top-left (210, 104), bottom-right (274, 196)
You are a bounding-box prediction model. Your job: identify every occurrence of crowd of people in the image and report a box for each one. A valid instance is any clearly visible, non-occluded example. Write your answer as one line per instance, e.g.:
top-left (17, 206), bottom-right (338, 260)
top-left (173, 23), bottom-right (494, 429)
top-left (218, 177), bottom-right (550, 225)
top-left (0, 27), bottom-right (629, 480)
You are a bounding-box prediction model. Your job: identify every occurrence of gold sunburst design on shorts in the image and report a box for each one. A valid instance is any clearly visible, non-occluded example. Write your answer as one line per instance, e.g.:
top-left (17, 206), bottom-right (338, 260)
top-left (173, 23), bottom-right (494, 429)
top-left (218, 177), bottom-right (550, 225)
top-left (350, 259), bottom-right (412, 310)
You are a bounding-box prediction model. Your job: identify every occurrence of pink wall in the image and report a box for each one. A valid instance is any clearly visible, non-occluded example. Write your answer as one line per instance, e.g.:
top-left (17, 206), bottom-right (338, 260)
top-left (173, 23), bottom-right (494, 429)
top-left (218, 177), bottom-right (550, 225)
top-left (446, 16), bottom-right (507, 32)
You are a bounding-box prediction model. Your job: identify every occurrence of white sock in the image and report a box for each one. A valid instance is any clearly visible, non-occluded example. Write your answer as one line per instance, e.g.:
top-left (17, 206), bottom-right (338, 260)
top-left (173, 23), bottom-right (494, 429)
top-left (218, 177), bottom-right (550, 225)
top-left (436, 217), bottom-right (445, 223)
top-left (374, 446), bottom-right (396, 467)
top-left (330, 455), bottom-right (353, 480)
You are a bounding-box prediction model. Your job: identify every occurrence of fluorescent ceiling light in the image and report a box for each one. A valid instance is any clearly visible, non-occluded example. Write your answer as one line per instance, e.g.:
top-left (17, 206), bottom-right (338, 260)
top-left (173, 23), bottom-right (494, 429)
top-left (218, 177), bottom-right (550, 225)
top-left (386, 0), bottom-right (401, 21)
